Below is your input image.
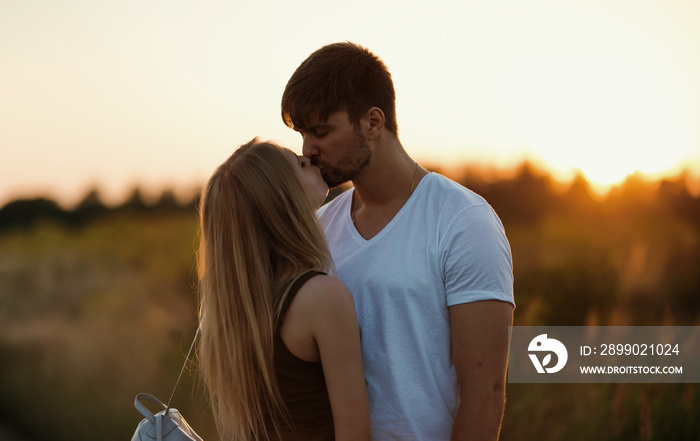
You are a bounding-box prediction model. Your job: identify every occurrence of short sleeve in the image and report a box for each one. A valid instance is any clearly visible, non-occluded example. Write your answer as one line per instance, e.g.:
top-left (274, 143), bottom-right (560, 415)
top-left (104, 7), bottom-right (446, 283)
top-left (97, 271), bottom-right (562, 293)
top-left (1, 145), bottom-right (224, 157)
top-left (441, 204), bottom-right (515, 307)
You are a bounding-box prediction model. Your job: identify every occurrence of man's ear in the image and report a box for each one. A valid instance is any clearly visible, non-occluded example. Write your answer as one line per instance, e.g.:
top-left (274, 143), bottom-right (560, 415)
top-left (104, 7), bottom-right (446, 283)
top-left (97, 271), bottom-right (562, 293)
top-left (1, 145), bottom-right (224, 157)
top-left (366, 107), bottom-right (385, 140)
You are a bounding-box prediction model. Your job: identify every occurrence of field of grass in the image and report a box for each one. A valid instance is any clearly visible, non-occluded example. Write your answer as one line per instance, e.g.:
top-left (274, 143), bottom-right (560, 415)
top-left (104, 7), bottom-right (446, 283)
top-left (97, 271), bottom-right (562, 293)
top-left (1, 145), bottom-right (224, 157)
top-left (0, 210), bottom-right (218, 440)
top-left (0, 167), bottom-right (698, 440)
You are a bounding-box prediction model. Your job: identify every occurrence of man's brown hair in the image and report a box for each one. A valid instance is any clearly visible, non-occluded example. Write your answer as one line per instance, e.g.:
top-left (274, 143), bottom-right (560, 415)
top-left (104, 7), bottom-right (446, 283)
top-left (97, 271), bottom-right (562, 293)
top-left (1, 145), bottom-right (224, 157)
top-left (281, 42), bottom-right (398, 136)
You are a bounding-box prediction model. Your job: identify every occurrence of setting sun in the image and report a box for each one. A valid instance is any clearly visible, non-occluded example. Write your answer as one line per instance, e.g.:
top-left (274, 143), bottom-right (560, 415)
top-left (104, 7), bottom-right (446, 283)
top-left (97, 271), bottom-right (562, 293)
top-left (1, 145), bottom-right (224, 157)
top-left (387, 13), bottom-right (698, 192)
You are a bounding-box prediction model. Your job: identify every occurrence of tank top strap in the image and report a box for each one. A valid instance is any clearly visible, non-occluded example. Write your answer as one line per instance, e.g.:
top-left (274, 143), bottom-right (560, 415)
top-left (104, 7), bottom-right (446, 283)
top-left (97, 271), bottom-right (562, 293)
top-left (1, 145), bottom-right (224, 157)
top-left (277, 270), bottom-right (325, 328)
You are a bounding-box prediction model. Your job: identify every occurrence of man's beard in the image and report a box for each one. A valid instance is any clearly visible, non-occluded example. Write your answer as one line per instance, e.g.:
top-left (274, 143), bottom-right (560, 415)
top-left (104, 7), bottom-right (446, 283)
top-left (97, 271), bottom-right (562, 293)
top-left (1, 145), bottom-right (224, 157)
top-left (316, 125), bottom-right (371, 189)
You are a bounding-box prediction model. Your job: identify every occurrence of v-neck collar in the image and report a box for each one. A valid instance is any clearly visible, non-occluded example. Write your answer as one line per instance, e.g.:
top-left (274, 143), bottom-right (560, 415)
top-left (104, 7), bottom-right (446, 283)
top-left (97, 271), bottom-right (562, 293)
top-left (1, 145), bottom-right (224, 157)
top-left (346, 173), bottom-right (432, 244)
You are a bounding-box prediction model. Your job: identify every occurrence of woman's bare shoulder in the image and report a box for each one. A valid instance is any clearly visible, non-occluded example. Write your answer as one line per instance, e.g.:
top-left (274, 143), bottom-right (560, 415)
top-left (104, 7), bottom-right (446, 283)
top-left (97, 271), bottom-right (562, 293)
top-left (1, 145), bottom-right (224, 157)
top-left (294, 274), bottom-right (354, 314)
top-left (281, 273), bottom-right (357, 362)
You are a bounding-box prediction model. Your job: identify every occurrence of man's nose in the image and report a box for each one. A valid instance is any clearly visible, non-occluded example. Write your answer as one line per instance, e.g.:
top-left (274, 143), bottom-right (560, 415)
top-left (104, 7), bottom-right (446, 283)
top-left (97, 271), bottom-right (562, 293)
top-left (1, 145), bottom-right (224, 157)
top-left (302, 136), bottom-right (318, 160)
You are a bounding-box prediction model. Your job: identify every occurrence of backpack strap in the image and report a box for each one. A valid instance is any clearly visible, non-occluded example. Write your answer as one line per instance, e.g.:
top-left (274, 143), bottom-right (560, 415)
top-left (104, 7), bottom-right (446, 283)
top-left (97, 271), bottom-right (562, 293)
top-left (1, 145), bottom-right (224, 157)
top-left (165, 326), bottom-right (200, 412)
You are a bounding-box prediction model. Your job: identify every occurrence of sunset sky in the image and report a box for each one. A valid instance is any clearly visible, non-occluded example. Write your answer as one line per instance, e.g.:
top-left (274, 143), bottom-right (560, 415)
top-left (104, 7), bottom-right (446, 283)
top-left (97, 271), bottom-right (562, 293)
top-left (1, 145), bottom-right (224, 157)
top-left (2, 0), bottom-right (699, 207)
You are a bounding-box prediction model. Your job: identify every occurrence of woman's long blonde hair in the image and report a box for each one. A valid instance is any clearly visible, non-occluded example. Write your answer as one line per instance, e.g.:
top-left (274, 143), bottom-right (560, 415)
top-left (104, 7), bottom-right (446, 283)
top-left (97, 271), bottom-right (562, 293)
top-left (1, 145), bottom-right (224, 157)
top-left (197, 138), bottom-right (332, 440)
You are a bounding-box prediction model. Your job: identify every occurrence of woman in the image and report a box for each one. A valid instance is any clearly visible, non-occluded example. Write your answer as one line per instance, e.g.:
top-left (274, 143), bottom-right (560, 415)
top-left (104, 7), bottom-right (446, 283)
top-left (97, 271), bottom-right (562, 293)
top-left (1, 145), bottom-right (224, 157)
top-left (197, 138), bottom-right (370, 441)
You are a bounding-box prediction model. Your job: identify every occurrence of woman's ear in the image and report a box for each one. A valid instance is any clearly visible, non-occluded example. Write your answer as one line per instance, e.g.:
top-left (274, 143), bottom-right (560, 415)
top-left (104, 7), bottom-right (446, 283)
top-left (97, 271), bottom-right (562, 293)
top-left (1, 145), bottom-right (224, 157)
top-left (366, 107), bottom-right (385, 140)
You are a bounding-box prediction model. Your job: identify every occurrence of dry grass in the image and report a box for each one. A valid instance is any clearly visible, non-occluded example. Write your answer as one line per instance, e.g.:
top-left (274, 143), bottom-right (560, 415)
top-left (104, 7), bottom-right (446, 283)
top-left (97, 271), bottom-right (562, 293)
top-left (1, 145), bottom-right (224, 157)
top-left (0, 171), bottom-right (698, 440)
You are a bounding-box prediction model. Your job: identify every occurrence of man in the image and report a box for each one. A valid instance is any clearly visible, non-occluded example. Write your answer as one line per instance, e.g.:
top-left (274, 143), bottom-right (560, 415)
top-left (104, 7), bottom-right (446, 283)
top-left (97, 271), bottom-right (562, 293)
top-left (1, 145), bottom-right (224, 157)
top-left (281, 42), bottom-right (515, 441)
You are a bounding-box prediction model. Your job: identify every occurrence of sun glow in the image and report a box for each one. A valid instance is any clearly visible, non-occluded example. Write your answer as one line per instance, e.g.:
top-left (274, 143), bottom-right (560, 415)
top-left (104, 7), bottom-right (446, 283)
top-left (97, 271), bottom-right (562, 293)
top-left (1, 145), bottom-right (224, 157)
top-left (1, 1), bottom-right (699, 207)
top-left (388, 13), bottom-right (699, 192)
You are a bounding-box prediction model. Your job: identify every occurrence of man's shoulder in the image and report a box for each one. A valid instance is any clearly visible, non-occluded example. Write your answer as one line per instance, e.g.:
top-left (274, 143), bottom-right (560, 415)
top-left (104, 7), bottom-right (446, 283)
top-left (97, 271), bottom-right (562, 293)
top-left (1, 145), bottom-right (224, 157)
top-left (416, 173), bottom-right (507, 239)
top-left (421, 173), bottom-right (490, 210)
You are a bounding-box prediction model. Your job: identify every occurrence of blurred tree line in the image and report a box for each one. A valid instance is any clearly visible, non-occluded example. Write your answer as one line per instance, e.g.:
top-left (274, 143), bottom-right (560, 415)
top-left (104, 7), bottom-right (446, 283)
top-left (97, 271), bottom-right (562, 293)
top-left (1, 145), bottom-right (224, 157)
top-left (0, 187), bottom-right (198, 231)
top-left (3, 163), bottom-right (698, 233)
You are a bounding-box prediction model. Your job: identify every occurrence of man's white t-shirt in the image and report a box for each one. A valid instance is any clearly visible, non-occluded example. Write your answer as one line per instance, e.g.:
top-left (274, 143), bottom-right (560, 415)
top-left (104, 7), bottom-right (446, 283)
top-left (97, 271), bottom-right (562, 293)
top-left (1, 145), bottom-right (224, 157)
top-left (318, 173), bottom-right (514, 441)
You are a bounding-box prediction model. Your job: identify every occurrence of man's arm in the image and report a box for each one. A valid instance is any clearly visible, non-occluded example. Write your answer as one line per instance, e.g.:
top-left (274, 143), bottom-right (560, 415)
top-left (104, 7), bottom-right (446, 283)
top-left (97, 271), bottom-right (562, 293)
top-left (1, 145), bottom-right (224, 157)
top-left (450, 300), bottom-right (514, 441)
